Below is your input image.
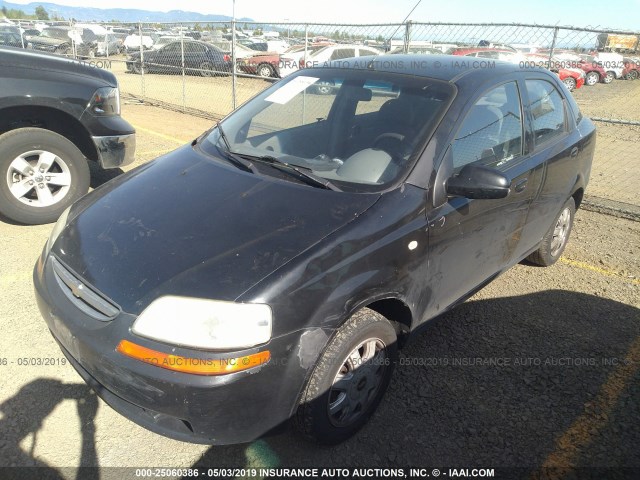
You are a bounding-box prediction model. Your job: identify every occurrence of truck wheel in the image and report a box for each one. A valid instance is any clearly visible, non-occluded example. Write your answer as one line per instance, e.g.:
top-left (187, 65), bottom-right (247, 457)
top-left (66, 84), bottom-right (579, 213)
top-left (0, 128), bottom-right (90, 225)
top-left (294, 307), bottom-right (397, 444)
top-left (527, 197), bottom-right (575, 267)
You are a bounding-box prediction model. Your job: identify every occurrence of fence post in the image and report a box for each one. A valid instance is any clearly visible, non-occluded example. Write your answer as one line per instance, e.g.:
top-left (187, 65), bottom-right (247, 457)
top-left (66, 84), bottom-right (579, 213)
top-left (231, 18), bottom-right (237, 110)
top-left (403, 20), bottom-right (412, 54)
top-left (139, 22), bottom-right (145, 101)
top-left (304, 24), bottom-right (309, 68)
top-left (181, 33), bottom-right (186, 113)
top-left (548, 26), bottom-right (559, 66)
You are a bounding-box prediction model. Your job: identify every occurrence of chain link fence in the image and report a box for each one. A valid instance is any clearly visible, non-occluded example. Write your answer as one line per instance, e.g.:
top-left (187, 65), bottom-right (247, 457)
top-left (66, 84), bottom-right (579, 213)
top-left (9, 19), bottom-right (639, 210)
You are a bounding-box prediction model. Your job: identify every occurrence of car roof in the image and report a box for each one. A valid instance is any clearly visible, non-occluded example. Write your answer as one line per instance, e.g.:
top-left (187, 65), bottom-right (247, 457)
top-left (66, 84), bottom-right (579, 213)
top-left (452, 47), bottom-right (515, 55)
top-left (310, 54), bottom-right (537, 83)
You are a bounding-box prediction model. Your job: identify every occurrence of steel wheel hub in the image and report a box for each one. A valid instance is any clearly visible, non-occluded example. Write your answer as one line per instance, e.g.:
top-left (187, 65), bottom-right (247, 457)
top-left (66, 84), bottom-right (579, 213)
top-left (550, 207), bottom-right (570, 256)
top-left (328, 338), bottom-right (387, 427)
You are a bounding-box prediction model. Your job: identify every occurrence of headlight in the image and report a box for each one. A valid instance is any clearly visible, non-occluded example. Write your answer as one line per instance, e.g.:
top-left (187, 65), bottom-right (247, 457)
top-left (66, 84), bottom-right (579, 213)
top-left (45, 206), bottom-right (71, 256)
top-left (88, 86), bottom-right (120, 116)
top-left (132, 296), bottom-right (272, 350)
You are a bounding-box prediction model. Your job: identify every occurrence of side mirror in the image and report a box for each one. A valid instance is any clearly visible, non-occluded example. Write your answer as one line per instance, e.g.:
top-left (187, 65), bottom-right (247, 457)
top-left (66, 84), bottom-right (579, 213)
top-left (446, 164), bottom-right (511, 199)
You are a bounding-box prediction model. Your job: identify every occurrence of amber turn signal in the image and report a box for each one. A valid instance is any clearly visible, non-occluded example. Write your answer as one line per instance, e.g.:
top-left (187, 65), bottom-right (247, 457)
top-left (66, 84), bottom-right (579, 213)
top-left (116, 339), bottom-right (270, 376)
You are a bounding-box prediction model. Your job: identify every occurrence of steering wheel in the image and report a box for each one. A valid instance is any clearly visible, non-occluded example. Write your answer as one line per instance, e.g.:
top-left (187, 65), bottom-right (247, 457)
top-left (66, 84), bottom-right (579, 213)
top-left (373, 132), bottom-right (405, 148)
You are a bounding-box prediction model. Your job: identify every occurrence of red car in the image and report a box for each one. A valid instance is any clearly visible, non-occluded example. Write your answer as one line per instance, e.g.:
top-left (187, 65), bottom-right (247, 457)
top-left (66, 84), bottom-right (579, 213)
top-left (237, 52), bottom-right (284, 78)
top-left (524, 54), bottom-right (585, 91)
top-left (622, 57), bottom-right (640, 80)
top-left (537, 50), bottom-right (610, 86)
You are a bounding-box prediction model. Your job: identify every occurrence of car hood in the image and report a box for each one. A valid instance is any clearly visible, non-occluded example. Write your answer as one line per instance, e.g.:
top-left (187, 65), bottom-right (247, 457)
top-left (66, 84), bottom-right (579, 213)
top-left (0, 47), bottom-right (117, 85)
top-left (30, 36), bottom-right (68, 47)
top-left (52, 145), bottom-right (379, 315)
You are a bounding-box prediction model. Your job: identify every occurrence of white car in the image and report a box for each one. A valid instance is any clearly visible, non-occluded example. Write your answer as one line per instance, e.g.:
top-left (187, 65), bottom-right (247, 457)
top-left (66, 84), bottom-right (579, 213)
top-left (124, 34), bottom-right (154, 51)
top-left (281, 44), bottom-right (382, 77)
top-left (592, 51), bottom-right (625, 79)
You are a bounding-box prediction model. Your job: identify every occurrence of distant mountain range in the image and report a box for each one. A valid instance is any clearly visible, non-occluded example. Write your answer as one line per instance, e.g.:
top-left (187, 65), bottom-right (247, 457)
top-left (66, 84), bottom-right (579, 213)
top-left (0, 1), bottom-right (253, 23)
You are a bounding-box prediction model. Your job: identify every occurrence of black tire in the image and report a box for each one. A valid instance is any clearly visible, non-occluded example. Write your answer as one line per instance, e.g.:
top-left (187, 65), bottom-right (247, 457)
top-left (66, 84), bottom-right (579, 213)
top-left (132, 62), bottom-right (148, 74)
top-left (294, 307), bottom-right (397, 444)
top-left (200, 61), bottom-right (214, 77)
top-left (625, 69), bottom-right (638, 80)
top-left (527, 197), bottom-right (576, 267)
top-left (0, 128), bottom-right (90, 225)
top-left (257, 63), bottom-right (275, 78)
top-left (562, 77), bottom-right (576, 91)
top-left (315, 81), bottom-right (334, 95)
top-left (603, 71), bottom-right (615, 84)
top-left (585, 71), bottom-right (599, 86)
top-left (54, 44), bottom-right (71, 56)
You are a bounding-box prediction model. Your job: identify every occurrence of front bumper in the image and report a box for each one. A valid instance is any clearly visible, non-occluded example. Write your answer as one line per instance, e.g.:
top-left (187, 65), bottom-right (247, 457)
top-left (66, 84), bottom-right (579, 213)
top-left (92, 133), bottom-right (136, 169)
top-left (34, 253), bottom-right (315, 444)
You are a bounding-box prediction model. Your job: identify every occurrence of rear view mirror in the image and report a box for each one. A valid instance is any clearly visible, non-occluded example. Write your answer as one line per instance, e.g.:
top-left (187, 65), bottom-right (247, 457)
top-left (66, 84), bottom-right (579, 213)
top-left (446, 164), bottom-right (511, 199)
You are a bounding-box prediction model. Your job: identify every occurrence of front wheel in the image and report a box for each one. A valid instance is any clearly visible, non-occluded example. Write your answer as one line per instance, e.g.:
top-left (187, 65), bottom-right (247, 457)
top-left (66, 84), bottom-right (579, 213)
top-left (603, 71), bottom-right (615, 84)
top-left (527, 197), bottom-right (575, 266)
top-left (257, 63), bottom-right (275, 78)
top-left (315, 80), bottom-right (334, 95)
top-left (0, 128), bottom-right (90, 224)
top-left (625, 69), bottom-right (639, 80)
top-left (585, 71), bottom-right (599, 86)
top-left (294, 307), bottom-right (397, 444)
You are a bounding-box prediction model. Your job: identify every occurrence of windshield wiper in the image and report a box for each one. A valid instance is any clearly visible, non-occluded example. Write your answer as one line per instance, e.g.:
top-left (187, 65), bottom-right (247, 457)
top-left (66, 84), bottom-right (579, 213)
top-left (215, 123), bottom-right (257, 174)
top-left (248, 155), bottom-right (341, 191)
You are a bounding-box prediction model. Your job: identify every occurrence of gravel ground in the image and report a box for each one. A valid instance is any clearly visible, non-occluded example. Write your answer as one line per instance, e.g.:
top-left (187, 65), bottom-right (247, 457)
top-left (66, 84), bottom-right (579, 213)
top-left (0, 105), bottom-right (638, 479)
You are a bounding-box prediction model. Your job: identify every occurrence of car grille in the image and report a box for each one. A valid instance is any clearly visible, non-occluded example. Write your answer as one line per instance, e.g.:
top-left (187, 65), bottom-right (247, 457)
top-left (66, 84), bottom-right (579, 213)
top-left (51, 257), bottom-right (119, 321)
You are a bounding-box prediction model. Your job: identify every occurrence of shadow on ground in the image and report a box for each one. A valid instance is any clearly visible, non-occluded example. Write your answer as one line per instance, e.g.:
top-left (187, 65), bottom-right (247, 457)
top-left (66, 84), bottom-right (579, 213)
top-left (0, 379), bottom-right (99, 479)
top-left (187, 290), bottom-right (639, 474)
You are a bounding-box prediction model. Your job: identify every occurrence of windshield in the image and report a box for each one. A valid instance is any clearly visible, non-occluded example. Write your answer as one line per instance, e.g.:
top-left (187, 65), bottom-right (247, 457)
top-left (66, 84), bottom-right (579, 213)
top-left (41, 29), bottom-right (69, 40)
top-left (202, 68), bottom-right (454, 192)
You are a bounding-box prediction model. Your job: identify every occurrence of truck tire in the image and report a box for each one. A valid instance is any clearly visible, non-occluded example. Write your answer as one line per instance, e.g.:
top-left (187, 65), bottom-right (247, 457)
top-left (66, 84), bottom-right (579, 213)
top-left (0, 128), bottom-right (90, 225)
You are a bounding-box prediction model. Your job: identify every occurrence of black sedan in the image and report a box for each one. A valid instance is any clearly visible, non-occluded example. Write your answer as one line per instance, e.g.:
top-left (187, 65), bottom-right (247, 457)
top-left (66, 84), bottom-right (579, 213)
top-left (34, 56), bottom-right (595, 445)
top-left (126, 40), bottom-right (232, 76)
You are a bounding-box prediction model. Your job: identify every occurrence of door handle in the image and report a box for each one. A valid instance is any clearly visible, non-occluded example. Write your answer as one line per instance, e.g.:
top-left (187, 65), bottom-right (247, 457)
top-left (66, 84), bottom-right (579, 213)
top-left (570, 146), bottom-right (579, 158)
top-left (514, 178), bottom-right (528, 193)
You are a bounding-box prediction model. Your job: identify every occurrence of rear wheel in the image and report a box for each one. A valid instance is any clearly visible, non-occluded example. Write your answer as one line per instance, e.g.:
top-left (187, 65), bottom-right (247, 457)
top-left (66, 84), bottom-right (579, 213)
top-left (603, 71), bottom-right (615, 84)
top-left (585, 71), bottom-right (599, 86)
top-left (527, 197), bottom-right (575, 267)
top-left (132, 62), bottom-right (148, 74)
top-left (0, 128), bottom-right (90, 225)
top-left (294, 307), bottom-right (397, 444)
top-left (562, 77), bottom-right (577, 91)
top-left (626, 69), bottom-right (639, 80)
top-left (199, 61), bottom-right (214, 77)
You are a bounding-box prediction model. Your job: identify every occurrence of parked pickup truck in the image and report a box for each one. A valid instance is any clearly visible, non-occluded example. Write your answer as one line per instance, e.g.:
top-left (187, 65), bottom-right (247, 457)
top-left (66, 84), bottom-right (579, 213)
top-left (0, 46), bottom-right (135, 224)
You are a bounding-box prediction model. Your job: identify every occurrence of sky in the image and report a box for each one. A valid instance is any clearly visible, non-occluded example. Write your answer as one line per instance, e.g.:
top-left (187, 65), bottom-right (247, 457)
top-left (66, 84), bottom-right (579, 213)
top-left (5, 0), bottom-right (640, 30)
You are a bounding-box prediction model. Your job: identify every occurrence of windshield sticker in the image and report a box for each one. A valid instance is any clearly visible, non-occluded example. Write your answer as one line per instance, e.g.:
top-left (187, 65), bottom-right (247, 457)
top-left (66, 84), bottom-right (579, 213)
top-left (265, 76), bottom-right (319, 104)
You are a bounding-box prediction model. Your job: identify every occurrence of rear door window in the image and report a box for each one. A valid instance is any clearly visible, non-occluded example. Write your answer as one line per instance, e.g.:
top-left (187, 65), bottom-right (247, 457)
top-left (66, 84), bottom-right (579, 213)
top-left (525, 80), bottom-right (566, 147)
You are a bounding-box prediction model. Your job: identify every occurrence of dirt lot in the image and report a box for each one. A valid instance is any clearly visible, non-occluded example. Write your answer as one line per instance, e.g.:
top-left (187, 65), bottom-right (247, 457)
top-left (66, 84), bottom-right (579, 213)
top-left (0, 104), bottom-right (639, 478)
